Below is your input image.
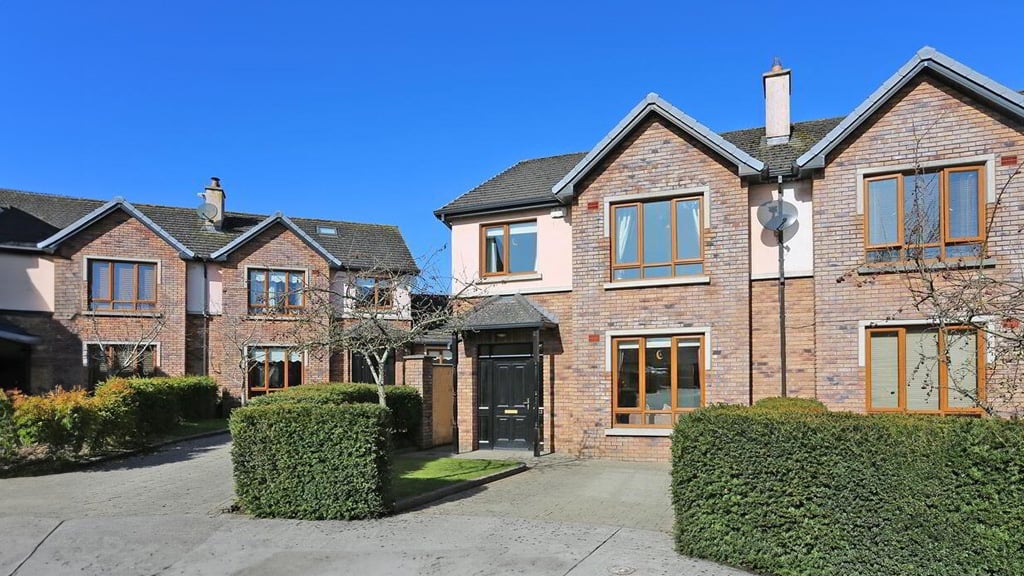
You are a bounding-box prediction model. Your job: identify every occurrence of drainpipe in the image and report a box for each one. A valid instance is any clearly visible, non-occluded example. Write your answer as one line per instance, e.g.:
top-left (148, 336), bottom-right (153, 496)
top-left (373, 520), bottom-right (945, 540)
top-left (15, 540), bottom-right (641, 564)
top-left (776, 175), bottom-right (788, 398)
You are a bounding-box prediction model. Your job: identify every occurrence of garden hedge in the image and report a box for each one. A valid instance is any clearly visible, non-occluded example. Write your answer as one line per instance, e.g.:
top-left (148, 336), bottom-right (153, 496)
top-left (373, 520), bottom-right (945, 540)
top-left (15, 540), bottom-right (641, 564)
top-left (98, 376), bottom-right (219, 436)
top-left (672, 399), bottom-right (1024, 576)
top-left (230, 402), bottom-right (392, 520)
top-left (0, 391), bottom-right (18, 463)
top-left (249, 383), bottom-right (422, 446)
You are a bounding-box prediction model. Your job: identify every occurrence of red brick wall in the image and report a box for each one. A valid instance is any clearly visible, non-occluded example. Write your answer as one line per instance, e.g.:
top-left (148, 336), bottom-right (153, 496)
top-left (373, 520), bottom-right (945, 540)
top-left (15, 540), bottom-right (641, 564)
top-left (52, 210), bottom-right (189, 386)
top-left (813, 74), bottom-right (1024, 413)
top-left (751, 277), bottom-right (816, 402)
top-left (567, 115), bottom-right (751, 461)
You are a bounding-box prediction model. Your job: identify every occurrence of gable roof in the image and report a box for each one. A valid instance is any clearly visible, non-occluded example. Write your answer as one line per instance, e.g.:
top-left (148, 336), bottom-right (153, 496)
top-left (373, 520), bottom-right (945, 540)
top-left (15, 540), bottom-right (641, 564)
top-left (0, 187), bottom-right (417, 272)
top-left (797, 46), bottom-right (1024, 169)
top-left (209, 212), bottom-right (341, 266)
top-left (461, 293), bottom-right (558, 330)
top-left (720, 117), bottom-right (845, 176)
top-left (434, 153), bottom-right (586, 223)
top-left (552, 93), bottom-right (765, 201)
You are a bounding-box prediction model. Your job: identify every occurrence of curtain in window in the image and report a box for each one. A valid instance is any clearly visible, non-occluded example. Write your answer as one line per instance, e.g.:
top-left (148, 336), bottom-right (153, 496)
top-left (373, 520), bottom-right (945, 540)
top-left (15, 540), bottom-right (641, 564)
top-left (905, 330), bottom-right (940, 411)
top-left (615, 206), bottom-right (637, 264)
top-left (249, 270), bottom-right (266, 309)
top-left (947, 171), bottom-right (980, 240)
top-left (484, 227), bottom-right (505, 273)
top-left (268, 271), bottom-right (287, 310)
top-left (946, 330), bottom-right (979, 408)
top-left (288, 351), bottom-right (303, 387)
top-left (287, 273), bottom-right (303, 307)
top-left (869, 332), bottom-right (900, 409)
top-left (267, 348), bottom-right (286, 388)
top-left (90, 262), bottom-right (111, 307)
top-left (868, 178), bottom-right (899, 245)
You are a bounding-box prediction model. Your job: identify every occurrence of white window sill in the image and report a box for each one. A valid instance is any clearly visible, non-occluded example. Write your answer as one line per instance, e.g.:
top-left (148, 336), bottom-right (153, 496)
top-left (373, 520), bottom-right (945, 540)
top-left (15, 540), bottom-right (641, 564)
top-left (245, 315), bottom-right (304, 321)
top-left (604, 428), bottom-right (673, 437)
top-left (857, 257), bottom-right (996, 275)
top-left (479, 273), bottom-right (543, 284)
top-left (81, 311), bottom-right (162, 318)
top-left (604, 275), bottom-right (710, 290)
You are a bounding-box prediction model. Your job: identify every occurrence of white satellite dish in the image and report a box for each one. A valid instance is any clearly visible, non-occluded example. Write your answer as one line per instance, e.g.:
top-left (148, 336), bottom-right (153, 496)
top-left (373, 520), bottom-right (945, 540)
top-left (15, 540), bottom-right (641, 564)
top-left (756, 198), bottom-right (799, 232)
top-left (196, 203), bottom-right (218, 223)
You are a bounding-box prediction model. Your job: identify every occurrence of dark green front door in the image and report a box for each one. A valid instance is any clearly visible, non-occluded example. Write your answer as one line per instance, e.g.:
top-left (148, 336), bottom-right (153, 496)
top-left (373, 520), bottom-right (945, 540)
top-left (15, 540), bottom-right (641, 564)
top-left (479, 355), bottom-right (536, 450)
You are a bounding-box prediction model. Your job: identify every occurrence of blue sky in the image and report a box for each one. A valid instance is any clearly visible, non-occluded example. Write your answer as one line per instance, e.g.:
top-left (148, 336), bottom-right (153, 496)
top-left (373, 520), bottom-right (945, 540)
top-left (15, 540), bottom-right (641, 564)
top-left (2, 1), bottom-right (1021, 276)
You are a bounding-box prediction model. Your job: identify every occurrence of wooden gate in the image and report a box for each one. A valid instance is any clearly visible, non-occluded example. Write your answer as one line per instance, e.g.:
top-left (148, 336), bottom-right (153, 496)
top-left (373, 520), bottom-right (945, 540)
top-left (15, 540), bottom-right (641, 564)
top-left (431, 364), bottom-right (454, 446)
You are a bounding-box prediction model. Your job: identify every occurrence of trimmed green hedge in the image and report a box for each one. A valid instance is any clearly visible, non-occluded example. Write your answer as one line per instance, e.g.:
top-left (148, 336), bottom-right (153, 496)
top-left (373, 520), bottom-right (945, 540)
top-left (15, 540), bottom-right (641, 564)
top-left (99, 376), bottom-right (219, 436)
top-left (249, 383), bottom-right (422, 446)
top-left (672, 403), bottom-right (1024, 576)
top-left (0, 391), bottom-right (19, 463)
top-left (230, 402), bottom-right (392, 520)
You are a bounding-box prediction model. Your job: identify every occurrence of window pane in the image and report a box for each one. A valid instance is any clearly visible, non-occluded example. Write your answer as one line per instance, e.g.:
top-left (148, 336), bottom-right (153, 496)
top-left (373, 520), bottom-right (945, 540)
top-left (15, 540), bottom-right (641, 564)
top-left (141, 347), bottom-right (155, 375)
top-left (647, 413), bottom-right (673, 426)
top-left (354, 278), bottom-right (374, 306)
top-left (508, 222), bottom-right (537, 273)
top-left (868, 178), bottom-right (899, 245)
top-left (267, 349), bottom-right (286, 388)
top-left (904, 173), bottom-right (940, 245)
top-left (674, 263), bottom-right (703, 276)
top-left (248, 349), bottom-right (266, 389)
top-left (643, 265), bottom-right (671, 278)
top-left (644, 338), bottom-right (671, 411)
top-left (676, 341), bottom-right (701, 409)
top-left (249, 270), bottom-right (266, 309)
top-left (643, 201), bottom-right (671, 264)
top-left (866, 248), bottom-right (901, 263)
top-left (90, 262), bottom-right (111, 303)
top-left (948, 171), bottom-right (980, 240)
top-left (288, 273), bottom-right (303, 306)
top-left (138, 265), bottom-right (156, 301)
top-left (113, 262), bottom-right (136, 301)
top-left (613, 268), bottom-right (640, 281)
top-left (268, 271), bottom-right (287, 309)
top-left (905, 330), bottom-right (940, 411)
top-left (484, 227), bottom-right (505, 273)
top-left (675, 199), bottom-right (701, 260)
top-left (288, 352), bottom-right (303, 387)
top-left (946, 330), bottom-right (979, 409)
top-left (614, 206), bottom-right (638, 265)
top-left (615, 341), bottom-right (640, 409)
top-left (946, 243), bottom-right (981, 259)
top-left (869, 332), bottom-right (900, 409)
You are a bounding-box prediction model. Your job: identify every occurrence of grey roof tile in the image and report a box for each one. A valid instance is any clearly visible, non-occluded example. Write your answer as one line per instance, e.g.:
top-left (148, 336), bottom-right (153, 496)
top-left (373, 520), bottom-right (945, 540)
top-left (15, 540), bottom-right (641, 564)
top-left (435, 153), bottom-right (585, 219)
top-left (462, 294), bottom-right (558, 330)
top-left (718, 117), bottom-right (845, 176)
top-left (0, 187), bottom-right (416, 272)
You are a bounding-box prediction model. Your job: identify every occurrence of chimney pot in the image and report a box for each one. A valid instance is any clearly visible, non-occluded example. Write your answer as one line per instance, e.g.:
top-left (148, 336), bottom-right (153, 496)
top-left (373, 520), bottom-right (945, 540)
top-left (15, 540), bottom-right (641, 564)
top-left (763, 58), bottom-right (792, 145)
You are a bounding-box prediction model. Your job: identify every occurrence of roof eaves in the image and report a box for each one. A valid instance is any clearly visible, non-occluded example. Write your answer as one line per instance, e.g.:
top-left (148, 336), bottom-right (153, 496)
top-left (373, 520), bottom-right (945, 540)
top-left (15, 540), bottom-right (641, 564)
top-left (433, 196), bottom-right (562, 222)
top-left (36, 197), bottom-right (196, 259)
top-left (797, 46), bottom-right (1024, 169)
top-left (209, 212), bottom-right (343, 267)
top-left (553, 93), bottom-right (765, 200)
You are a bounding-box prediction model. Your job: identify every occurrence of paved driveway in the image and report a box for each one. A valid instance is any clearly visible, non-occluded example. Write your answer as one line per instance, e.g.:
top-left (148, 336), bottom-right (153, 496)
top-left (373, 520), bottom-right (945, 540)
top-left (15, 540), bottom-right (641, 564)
top-left (0, 437), bottom-right (748, 576)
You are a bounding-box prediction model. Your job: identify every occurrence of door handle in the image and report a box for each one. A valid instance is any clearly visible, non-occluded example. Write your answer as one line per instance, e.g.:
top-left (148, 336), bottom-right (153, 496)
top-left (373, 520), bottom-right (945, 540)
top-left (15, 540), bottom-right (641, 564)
top-left (524, 398), bottom-right (531, 411)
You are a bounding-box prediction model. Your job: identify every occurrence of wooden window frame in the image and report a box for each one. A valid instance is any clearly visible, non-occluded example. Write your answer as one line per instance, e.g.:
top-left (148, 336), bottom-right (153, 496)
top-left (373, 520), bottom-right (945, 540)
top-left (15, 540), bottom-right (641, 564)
top-left (247, 268), bottom-right (306, 315)
top-left (863, 166), bottom-right (985, 262)
top-left (247, 346), bottom-right (304, 394)
top-left (87, 343), bottom-right (158, 387)
top-left (87, 259), bottom-right (158, 311)
top-left (609, 195), bottom-right (704, 282)
top-left (865, 325), bottom-right (986, 415)
top-left (611, 335), bottom-right (706, 428)
top-left (479, 219), bottom-right (538, 278)
top-left (352, 277), bottom-right (395, 310)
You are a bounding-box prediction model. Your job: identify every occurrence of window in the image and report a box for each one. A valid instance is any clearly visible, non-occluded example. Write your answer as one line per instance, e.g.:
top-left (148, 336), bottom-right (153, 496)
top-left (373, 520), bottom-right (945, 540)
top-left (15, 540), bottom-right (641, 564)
top-left (481, 221), bottom-right (538, 276)
top-left (612, 335), bottom-right (704, 427)
top-left (248, 269), bottom-right (305, 314)
top-left (316, 226), bottom-right (337, 235)
top-left (352, 278), bottom-right (394, 309)
top-left (866, 326), bottom-right (984, 414)
top-left (88, 260), bottom-right (157, 311)
top-left (864, 166), bottom-right (984, 263)
top-left (87, 344), bottom-right (156, 388)
top-left (611, 196), bottom-right (703, 281)
top-left (248, 347), bottom-right (303, 394)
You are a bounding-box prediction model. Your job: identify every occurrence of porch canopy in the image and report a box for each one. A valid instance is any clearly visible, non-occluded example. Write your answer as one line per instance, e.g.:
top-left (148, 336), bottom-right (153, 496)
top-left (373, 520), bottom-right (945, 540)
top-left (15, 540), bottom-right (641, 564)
top-left (460, 294), bottom-right (558, 331)
top-left (0, 321), bottom-right (41, 345)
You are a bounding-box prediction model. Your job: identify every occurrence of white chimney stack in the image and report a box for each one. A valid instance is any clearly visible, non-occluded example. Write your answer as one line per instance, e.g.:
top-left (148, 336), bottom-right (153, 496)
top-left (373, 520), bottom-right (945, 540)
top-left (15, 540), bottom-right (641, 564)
top-left (201, 177), bottom-right (226, 231)
top-left (763, 57), bottom-right (791, 145)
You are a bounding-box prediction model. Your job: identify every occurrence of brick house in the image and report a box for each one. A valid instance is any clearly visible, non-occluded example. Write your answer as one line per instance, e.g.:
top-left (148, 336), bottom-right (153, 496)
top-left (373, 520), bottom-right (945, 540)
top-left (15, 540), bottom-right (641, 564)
top-left (0, 178), bottom-right (421, 403)
top-left (435, 47), bottom-right (1024, 460)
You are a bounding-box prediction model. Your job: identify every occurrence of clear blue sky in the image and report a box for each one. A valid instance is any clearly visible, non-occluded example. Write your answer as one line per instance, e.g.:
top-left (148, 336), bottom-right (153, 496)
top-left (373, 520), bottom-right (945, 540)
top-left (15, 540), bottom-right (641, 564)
top-left (2, 1), bottom-right (1021, 274)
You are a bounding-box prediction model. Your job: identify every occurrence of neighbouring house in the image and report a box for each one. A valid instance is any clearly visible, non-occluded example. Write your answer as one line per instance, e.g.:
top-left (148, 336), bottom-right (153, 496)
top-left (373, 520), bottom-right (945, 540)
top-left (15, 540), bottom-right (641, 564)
top-left (0, 178), bottom-right (426, 403)
top-left (435, 47), bottom-right (1024, 460)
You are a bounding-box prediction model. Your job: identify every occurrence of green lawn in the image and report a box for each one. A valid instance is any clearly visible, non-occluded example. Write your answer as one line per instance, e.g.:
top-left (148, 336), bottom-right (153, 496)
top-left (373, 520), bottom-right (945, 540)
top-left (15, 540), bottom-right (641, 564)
top-left (150, 418), bottom-right (229, 444)
top-left (391, 456), bottom-right (519, 500)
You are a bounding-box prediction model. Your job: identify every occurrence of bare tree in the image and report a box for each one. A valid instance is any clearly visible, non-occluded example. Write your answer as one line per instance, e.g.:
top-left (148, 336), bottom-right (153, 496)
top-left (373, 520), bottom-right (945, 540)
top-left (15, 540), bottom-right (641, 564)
top-left (81, 294), bottom-right (184, 387)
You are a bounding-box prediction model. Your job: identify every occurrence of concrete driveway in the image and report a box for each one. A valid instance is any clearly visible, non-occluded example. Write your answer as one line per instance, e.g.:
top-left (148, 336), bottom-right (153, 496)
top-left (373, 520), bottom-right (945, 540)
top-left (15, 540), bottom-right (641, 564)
top-left (0, 437), bottom-right (749, 576)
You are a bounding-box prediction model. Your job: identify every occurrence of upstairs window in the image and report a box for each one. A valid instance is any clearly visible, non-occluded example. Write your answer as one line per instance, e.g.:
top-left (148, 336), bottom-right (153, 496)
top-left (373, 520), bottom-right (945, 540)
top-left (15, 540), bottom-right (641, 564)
top-left (352, 278), bottom-right (394, 310)
top-left (865, 166), bottom-right (984, 263)
top-left (866, 326), bottom-right (984, 414)
top-left (611, 196), bottom-right (703, 281)
top-left (248, 269), bottom-right (305, 315)
top-left (482, 221), bottom-right (538, 276)
top-left (88, 260), bottom-right (157, 311)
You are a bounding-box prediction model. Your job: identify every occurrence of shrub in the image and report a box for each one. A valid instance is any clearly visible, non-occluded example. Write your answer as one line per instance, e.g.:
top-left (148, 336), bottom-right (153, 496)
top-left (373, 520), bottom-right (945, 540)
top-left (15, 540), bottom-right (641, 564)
top-left (97, 376), bottom-right (219, 436)
top-left (230, 402), bottom-right (392, 520)
top-left (92, 379), bottom-right (141, 448)
top-left (0, 391), bottom-right (18, 463)
top-left (752, 396), bottom-right (828, 414)
top-left (163, 376), bottom-right (219, 420)
top-left (249, 383), bottom-right (422, 447)
top-left (12, 388), bottom-right (98, 454)
top-left (672, 406), bottom-right (1024, 576)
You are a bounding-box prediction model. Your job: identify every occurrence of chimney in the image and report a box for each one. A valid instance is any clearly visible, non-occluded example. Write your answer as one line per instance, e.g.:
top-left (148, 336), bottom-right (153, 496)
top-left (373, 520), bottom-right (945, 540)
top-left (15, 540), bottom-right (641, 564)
top-left (199, 177), bottom-right (226, 231)
top-left (763, 57), bottom-right (791, 145)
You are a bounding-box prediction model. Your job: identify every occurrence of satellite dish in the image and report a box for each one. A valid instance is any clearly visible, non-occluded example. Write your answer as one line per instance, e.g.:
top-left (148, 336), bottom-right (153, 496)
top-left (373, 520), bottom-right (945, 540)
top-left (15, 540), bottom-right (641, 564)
top-left (756, 198), bottom-right (799, 232)
top-left (196, 203), bottom-right (218, 223)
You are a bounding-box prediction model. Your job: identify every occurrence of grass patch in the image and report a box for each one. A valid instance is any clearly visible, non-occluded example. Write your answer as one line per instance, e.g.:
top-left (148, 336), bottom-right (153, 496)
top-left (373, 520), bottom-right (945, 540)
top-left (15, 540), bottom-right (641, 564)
top-left (391, 456), bottom-right (519, 500)
top-left (149, 418), bottom-right (229, 444)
